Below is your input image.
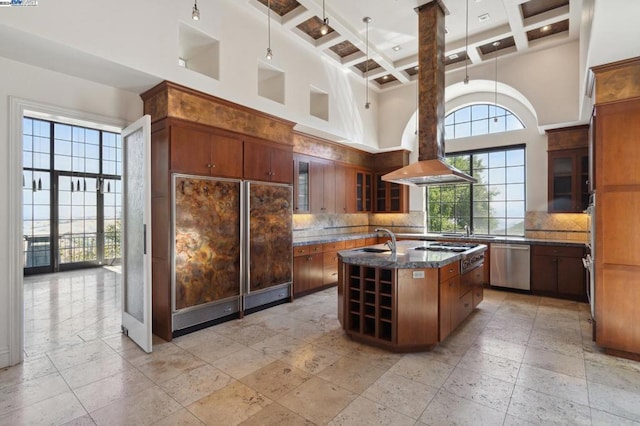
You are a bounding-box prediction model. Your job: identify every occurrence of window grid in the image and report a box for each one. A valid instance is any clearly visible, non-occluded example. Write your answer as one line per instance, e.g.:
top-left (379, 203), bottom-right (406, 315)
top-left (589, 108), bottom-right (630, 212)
top-left (22, 117), bottom-right (123, 270)
top-left (427, 146), bottom-right (526, 236)
top-left (444, 104), bottom-right (524, 140)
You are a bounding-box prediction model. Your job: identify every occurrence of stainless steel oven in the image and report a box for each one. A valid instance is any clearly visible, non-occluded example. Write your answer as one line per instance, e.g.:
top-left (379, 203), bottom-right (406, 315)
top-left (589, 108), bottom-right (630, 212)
top-left (583, 192), bottom-right (595, 319)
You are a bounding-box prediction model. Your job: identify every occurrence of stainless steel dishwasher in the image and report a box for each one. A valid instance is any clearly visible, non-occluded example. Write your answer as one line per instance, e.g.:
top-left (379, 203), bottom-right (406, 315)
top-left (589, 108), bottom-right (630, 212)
top-left (490, 244), bottom-right (531, 290)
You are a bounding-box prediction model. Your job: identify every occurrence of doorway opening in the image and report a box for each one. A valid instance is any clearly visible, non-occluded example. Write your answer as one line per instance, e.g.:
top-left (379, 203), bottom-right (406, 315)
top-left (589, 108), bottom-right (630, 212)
top-left (22, 116), bottom-right (123, 275)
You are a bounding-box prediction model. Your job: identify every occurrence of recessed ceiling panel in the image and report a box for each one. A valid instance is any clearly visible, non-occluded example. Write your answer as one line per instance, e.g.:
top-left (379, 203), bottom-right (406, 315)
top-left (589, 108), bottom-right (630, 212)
top-left (527, 19), bottom-right (569, 42)
top-left (478, 36), bottom-right (516, 55)
top-left (257, 0), bottom-right (301, 17)
top-left (404, 65), bottom-right (419, 76)
top-left (444, 51), bottom-right (469, 66)
top-left (297, 16), bottom-right (335, 40)
top-left (520, 0), bottom-right (569, 19)
top-left (374, 74), bottom-right (398, 85)
top-left (354, 59), bottom-right (381, 74)
top-left (329, 40), bottom-right (360, 58)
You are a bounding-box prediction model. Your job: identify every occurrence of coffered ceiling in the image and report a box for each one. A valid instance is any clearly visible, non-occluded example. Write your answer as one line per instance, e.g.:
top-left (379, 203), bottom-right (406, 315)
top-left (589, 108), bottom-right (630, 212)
top-left (250, 0), bottom-right (580, 91)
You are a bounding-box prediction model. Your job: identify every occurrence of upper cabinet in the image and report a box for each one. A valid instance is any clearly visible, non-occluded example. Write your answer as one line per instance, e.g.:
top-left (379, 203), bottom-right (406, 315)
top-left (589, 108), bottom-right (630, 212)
top-left (374, 172), bottom-right (408, 213)
top-left (309, 159), bottom-right (336, 213)
top-left (244, 139), bottom-right (293, 184)
top-left (170, 124), bottom-right (243, 178)
top-left (546, 126), bottom-right (589, 213)
top-left (349, 168), bottom-right (372, 213)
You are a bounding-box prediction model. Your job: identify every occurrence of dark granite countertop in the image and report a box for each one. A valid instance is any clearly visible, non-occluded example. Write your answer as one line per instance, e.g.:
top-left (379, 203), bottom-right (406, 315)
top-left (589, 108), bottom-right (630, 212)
top-left (293, 232), bottom-right (380, 247)
top-left (293, 232), bottom-right (586, 248)
top-left (337, 240), bottom-right (488, 269)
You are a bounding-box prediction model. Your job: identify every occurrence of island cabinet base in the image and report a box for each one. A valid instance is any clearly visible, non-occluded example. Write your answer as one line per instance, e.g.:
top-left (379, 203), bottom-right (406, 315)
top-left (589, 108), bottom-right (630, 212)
top-left (338, 261), bottom-right (439, 352)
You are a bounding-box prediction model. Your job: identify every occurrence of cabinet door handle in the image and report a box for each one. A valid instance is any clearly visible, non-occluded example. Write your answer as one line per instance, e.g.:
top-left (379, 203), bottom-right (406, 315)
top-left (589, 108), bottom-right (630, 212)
top-left (449, 268), bottom-right (454, 273)
top-left (207, 163), bottom-right (212, 168)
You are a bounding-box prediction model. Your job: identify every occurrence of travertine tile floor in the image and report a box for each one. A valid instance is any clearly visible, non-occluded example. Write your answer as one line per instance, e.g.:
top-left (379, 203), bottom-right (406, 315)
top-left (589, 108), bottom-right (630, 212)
top-left (3, 267), bottom-right (640, 425)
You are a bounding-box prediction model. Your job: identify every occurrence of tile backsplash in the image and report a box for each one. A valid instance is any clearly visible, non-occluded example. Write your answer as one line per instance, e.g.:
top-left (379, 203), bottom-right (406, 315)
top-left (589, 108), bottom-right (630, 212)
top-left (294, 211), bottom-right (588, 243)
top-left (524, 211), bottom-right (589, 242)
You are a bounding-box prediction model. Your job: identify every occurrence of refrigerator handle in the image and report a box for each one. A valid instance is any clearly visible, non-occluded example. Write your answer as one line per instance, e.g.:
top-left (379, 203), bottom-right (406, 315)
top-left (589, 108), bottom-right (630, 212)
top-left (242, 181), bottom-right (250, 297)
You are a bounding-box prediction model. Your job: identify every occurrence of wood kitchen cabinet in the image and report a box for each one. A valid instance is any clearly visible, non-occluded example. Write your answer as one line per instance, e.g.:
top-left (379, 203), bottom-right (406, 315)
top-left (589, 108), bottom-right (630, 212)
top-left (170, 123), bottom-right (243, 178)
top-left (438, 262), bottom-right (461, 341)
top-left (547, 149), bottom-right (589, 213)
top-left (530, 245), bottom-right (586, 301)
top-left (374, 172), bottom-right (408, 213)
top-left (244, 139), bottom-right (293, 184)
top-left (309, 159), bottom-right (336, 213)
top-left (334, 164), bottom-right (348, 214)
top-left (293, 156), bottom-right (310, 212)
top-left (293, 244), bottom-right (323, 295)
top-left (592, 57), bottom-right (640, 357)
top-left (346, 168), bottom-right (372, 213)
top-left (546, 125), bottom-right (589, 213)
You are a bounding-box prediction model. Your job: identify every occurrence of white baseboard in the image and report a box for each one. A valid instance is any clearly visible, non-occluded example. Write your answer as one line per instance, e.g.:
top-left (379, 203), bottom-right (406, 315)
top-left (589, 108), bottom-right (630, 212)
top-left (0, 346), bottom-right (10, 369)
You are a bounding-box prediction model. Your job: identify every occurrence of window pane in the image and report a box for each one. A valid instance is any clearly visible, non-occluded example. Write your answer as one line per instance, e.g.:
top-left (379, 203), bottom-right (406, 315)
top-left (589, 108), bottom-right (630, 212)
top-left (489, 151), bottom-right (506, 168)
top-left (445, 114), bottom-right (454, 126)
top-left (471, 104), bottom-right (489, 120)
top-left (489, 168), bottom-right (506, 184)
top-left (473, 184), bottom-right (489, 201)
top-left (506, 219), bottom-right (525, 235)
top-left (506, 149), bottom-right (525, 166)
top-left (471, 119), bottom-right (489, 136)
top-left (506, 166), bottom-right (525, 183)
top-left (507, 114), bottom-right (524, 131)
top-left (454, 122), bottom-right (471, 138)
top-left (489, 115), bottom-right (506, 133)
top-left (455, 107), bottom-right (471, 123)
top-left (490, 185), bottom-right (506, 201)
top-left (506, 183), bottom-right (525, 200)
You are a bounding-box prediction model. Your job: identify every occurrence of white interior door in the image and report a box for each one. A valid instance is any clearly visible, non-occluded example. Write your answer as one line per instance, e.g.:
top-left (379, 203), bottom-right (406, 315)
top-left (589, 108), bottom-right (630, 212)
top-left (121, 115), bottom-right (152, 353)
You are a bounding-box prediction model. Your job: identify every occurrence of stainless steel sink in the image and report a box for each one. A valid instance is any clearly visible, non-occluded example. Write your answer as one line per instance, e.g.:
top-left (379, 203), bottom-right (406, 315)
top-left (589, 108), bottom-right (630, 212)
top-left (358, 248), bottom-right (391, 253)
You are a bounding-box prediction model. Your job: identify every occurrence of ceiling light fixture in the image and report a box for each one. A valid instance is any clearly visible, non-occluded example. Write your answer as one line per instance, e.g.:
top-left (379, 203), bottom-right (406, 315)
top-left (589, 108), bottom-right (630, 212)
top-left (192, 0), bottom-right (200, 21)
top-left (320, 0), bottom-right (330, 36)
top-left (492, 40), bottom-right (500, 122)
top-left (363, 16), bottom-right (372, 109)
top-left (392, 45), bottom-right (402, 52)
top-left (464, 0), bottom-right (470, 84)
top-left (266, 0), bottom-right (273, 60)
top-left (541, 25), bottom-right (551, 32)
top-left (478, 13), bottom-right (490, 22)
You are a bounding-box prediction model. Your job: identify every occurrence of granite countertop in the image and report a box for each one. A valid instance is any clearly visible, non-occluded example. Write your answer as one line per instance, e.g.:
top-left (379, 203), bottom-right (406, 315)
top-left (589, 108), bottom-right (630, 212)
top-left (337, 240), bottom-right (488, 269)
top-left (293, 232), bottom-right (380, 247)
top-left (293, 232), bottom-right (587, 248)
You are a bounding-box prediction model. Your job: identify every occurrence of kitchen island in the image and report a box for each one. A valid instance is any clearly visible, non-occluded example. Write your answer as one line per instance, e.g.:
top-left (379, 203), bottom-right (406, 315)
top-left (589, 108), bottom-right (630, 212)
top-left (338, 240), bottom-right (487, 352)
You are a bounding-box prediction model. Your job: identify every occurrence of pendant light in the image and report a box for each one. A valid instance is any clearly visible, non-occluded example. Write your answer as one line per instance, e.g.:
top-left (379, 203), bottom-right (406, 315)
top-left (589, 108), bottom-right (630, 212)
top-left (320, 0), bottom-right (329, 36)
top-left (464, 0), bottom-right (470, 84)
top-left (192, 0), bottom-right (200, 21)
top-left (266, 0), bottom-right (273, 60)
top-left (363, 16), bottom-right (372, 110)
top-left (492, 41), bottom-right (500, 122)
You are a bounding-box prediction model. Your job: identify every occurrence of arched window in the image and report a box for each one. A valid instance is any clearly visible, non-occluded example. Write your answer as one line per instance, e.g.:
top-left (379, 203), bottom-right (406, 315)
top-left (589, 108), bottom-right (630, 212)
top-left (444, 104), bottom-right (524, 140)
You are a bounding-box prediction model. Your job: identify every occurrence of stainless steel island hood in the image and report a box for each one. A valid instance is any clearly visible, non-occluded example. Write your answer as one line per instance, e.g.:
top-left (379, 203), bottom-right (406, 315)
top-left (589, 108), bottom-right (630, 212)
top-left (382, 1), bottom-right (476, 187)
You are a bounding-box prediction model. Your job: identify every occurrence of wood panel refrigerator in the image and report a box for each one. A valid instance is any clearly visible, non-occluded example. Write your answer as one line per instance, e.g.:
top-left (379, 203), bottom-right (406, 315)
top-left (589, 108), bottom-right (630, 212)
top-left (171, 174), bottom-right (292, 334)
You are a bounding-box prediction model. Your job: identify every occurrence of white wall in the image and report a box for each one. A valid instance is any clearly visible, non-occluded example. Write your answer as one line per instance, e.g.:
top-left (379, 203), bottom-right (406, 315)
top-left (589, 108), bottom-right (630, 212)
top-left (0, 56), bottom-right (142, 367)
top-left (0, 0), bottom-right (380, 149)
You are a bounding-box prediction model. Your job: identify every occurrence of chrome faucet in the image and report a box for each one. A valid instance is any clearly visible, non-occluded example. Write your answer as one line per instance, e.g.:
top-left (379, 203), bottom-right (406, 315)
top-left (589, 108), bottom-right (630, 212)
top-left (375, 228), bottom-right (397, 254)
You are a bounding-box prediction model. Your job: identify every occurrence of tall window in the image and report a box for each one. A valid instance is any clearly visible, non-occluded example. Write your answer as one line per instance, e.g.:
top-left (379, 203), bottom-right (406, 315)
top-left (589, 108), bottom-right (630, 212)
top-left (427, 146), bottom-right (526, 236)
top-left (23, 117), bottom-right (122, 273)
top-left (445, 104), bottom-right (524, 140)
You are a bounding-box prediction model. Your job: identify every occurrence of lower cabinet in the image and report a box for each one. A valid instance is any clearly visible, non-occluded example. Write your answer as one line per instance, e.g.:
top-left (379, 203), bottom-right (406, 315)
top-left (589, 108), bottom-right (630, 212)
top-left (293, 240), bottom-right (348, 296)
top-left (293, 244), bottom-right (323, 295)
top-left (531, 244), bottom-right (586, 301)
top-left (439, 262), bottom-right (461, 341)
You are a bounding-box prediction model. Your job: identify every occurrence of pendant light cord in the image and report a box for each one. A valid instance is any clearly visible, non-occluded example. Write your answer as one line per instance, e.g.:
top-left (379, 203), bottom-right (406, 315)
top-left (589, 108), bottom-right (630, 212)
top-left (364, 17), bottom-right (371, 108)
top-left (493, 41), bottom-right (500, 121)
top-left (267, 0), bottom-right (271, 50)
top-left (464, 0), bottom-right (469, 84)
